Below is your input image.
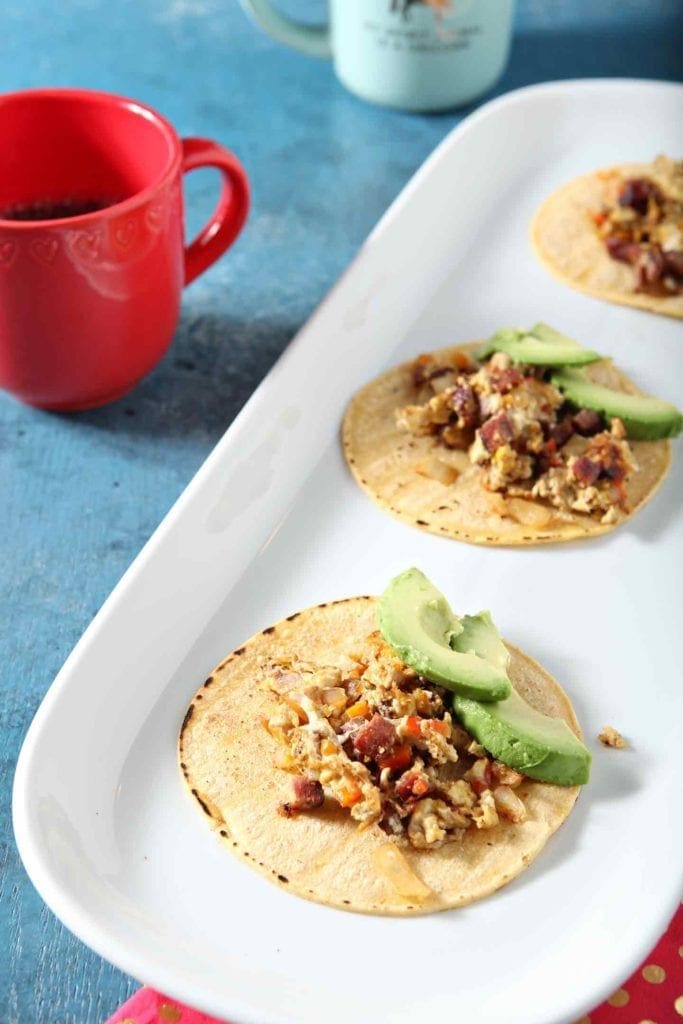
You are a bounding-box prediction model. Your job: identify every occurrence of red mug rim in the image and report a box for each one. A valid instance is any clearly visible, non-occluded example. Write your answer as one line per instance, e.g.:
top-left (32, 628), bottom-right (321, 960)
top-left (0, 87), bottom-right (182, 230)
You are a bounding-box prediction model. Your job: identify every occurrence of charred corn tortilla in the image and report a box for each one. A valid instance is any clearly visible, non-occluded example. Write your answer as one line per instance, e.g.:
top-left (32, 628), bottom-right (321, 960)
top-left (531, 160), bottom-right (683, 319)
top-left (342, 344), bottom-right (671, 545)
top-left (179, 598), bottom-right (582, 916)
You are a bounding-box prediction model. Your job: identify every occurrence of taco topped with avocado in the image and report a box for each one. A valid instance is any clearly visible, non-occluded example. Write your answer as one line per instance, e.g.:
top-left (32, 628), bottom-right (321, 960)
top-left (342, 323), bottom-right (681, 545)
top-left (180, 570), bottom-right (590, 915)
top-left (531, 156), bottom-right (683, 318)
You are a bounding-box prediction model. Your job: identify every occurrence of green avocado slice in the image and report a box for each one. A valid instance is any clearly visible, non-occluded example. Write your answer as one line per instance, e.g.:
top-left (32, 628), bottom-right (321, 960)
top-left (551, 366), bottom-right (683, 440)
top-left (477, 322), bottom-right (601, 366)
top-left (378, 569), bottom-right (511, 702)
top-left (450, 603), bottom-right (590, 785)
top-left (452, 689), bottom-right (591, 785)
top-left (451, 610), bottom-right (509, 674)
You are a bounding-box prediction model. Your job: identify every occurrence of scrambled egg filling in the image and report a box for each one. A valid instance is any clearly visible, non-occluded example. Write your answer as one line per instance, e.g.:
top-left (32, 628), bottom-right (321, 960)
top-left (396, 351), bottom-right (636, 524)
top-left (595, 156), bottom-right (683, 296)
top-left (264, 632), bottom-right (527, 849)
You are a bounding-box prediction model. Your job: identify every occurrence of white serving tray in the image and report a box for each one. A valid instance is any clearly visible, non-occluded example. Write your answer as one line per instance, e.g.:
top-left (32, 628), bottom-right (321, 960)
top-left (14, 80), bottom-right (683, 1024)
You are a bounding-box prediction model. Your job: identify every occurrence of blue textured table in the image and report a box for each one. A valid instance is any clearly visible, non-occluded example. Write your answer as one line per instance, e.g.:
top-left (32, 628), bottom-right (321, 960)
top-left (2, 2), bottom-right (681, 1021)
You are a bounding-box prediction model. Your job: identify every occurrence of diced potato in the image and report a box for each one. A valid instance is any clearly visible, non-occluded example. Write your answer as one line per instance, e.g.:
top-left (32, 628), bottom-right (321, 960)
top-left (413, 458), bottom-right (459, 486)
top-left (507, 497), bottom-right (553, 528)
top-left (484, 490), bottom-right (509, 517)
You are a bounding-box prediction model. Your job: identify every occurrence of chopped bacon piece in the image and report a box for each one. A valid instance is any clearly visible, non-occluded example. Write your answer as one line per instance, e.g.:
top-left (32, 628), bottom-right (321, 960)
top-left (490, 366), bottom-right (523, 394)
top-left (395, 771), bottom-right (431, 802)
top-left (278, 777), bottom-right (324, 817)
top-left (617, 177), bottom-right (663, 216)
top-left (353, 713), bottom-right (398, 761)
top-left (663, 250), bottom-right (683, 280)
top-left (572, 456), bottom-right (601, 487)
top-left (293, 776), bottom-right (324, 805)
top-left (605, 236), bottom-right (642, 265)
top-left (593, 440), bottom-right (628, 482)
top-left (479, 413), bottom-right (513, 453)
top-left (550, 416), bottom-right (575, 447)
top-left (450, 383), bottom-right (478, 428)
top-left (572, 408), bottom-right (604, 436)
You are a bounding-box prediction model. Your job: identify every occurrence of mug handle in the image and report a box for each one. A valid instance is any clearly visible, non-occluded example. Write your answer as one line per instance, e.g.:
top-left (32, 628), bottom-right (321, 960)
top-left (182, 138), bottom-right (250, 286)
top-left (238, 0), bottom-right (331, 58)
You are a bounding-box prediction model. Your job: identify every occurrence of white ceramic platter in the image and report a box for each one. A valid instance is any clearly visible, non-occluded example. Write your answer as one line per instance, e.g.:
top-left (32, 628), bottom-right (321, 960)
top-left (14, 80), bottom-right (683, 1024)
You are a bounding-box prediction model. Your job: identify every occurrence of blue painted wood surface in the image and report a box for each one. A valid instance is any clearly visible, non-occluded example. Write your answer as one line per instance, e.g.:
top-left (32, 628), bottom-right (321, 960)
top-left (1, 1), bottom-right (681, 1021)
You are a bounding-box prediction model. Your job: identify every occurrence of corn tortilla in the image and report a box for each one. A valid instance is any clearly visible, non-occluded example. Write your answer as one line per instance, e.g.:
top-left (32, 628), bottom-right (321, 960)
top-left (179, 597), bottom-right (583, 916)
top-left (531, 161), bottom-right (683, 319)
top-left (341, 343), bottom-right (671, 546)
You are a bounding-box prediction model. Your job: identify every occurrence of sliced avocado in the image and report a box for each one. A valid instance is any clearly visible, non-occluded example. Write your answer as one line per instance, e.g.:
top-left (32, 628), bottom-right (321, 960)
top-left (551, 366), bottom-right (683, 440)
top-left (478, 322), bottom-right (601, 366)
top-left (378, 569), bottom-right (511, 702)
top-left (450, 595), bottom-right (591, 786)
top-left (453, 688), bottom-right (591, 785)
top-left (477, 326), bottom-right (523, 359)
top-left (451, 611), bottom-right (509, 676)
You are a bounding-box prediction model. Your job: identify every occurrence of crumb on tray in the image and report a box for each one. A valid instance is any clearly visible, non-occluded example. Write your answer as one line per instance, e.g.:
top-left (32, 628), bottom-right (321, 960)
top-left (598, 725), bottom-right (628, 749)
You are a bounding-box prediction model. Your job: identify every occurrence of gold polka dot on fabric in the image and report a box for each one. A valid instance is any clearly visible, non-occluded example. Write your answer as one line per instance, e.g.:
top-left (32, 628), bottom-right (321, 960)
top-left (158, 1006), bottom-right (182, 1022)
top-left (679, 945), bottom-right (683, 958)
top-left (675, 996), bottom-right (683, 1016)
top-left (636, 1020), bottom-right (658, 1024)
top-left (118, 1019), bottom-right (138, 1024)
top-left (607, 988), bottom-right (630, 1007)
top-left (642, 964), bottom-right (667, 984)
top-left (574, 1017), bottom-right (591, 1024)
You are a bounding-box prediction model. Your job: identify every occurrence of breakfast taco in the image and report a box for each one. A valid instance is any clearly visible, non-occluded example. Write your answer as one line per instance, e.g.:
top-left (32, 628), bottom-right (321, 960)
top-left (342, 323), bottom-right (681, 545)
top-left (179, 569), bottom-right (590, 915)
top-left (531, 156), bottom-right (683, 318)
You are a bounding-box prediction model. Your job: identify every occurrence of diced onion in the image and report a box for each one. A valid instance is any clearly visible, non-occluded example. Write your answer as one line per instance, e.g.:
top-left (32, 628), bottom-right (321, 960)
top-left (372, 844), bottom-right (433, 900)
top-left (414, 458), bottom-right (459, 486)
top-left (283, 696), bottom-right (308, 723)
top-left (507, 497), bottom-right (553, 528)
top-left (484, 491), bottom-right (509, 517)
top-left (493, 785), bottom-right (527, 823)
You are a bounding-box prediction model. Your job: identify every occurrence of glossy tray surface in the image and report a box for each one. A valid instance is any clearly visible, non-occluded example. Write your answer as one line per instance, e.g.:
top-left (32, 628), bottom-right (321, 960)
top-left (14, 79), bottom-right (683, 1024)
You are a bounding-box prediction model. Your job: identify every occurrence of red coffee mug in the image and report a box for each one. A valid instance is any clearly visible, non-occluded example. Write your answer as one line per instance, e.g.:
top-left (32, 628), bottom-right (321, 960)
top-left (0, 88), bottom-right (249, 410)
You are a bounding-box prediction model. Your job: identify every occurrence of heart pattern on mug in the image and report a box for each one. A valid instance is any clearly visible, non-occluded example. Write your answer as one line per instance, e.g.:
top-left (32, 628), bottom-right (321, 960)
top-left (145, 203), bottom-right (165, 233)
top-left (114, 218), bottom-right (137, 249)
top-left (0, 240), bottom-right (16, 267)
top-left (72, 230), bottom-right (102, 263)
top-left (30, 237), bottom-right (59, 266)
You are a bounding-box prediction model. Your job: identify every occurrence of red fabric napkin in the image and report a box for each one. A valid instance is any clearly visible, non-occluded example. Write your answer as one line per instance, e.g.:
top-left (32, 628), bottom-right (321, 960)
top-left (106, 904), bottom-right (682, 1024)
top-left (583, 903), bottom-right (682, 1023)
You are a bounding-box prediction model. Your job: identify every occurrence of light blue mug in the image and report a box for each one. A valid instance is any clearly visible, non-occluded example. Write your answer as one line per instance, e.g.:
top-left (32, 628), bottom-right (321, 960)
top-left (238, 0), bottom-right (516, 111)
